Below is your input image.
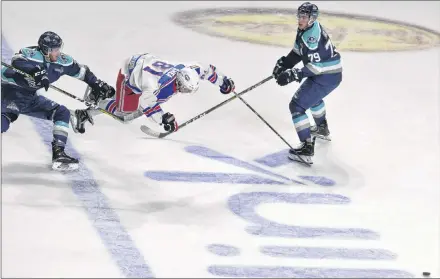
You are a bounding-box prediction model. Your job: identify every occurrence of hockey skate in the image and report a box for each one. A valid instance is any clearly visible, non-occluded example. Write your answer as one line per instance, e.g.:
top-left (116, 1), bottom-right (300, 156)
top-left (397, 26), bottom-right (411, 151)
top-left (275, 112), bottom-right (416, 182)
top-left (52, 142), bottom-right (79, 171)
top-left (310, 119), bottom-right (331, 141)
top-left (288, 138), bottom-right (316, 165)
top-left (70, 108), bottom-right (94, 134)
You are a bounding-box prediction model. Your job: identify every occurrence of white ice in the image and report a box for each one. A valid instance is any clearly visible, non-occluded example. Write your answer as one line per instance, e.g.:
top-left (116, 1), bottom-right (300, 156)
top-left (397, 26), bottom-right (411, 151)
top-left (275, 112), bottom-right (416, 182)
top-left (2, 1), bottom-right (439, 278)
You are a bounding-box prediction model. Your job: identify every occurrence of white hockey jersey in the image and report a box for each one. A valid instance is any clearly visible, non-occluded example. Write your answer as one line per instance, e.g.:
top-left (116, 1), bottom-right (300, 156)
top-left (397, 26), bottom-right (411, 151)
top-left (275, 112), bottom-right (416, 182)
top-left (120, 52), bottom-right (229, 123)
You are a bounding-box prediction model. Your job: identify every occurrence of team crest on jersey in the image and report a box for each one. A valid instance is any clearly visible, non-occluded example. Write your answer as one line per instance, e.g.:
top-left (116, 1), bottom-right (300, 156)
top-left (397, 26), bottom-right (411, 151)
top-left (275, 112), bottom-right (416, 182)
top-left (307, 36), bottom-right (317, 43)
top-left (28, 49), bottom-right (36, 57)
top-left (60, 54), bottom-right (68, 62)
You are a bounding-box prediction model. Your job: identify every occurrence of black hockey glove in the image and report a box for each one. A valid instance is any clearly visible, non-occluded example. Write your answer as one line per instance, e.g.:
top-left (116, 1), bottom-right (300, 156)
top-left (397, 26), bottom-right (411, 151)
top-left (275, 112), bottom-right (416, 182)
top-left (31, 65), bottom-right (50, 91)
top-left (162, 112), bottom-right (178, 132)
top-left (89, 79), bottom-right (115, 104)
top-left (220, 77), bottom-right (235, 94)
top-left (276, 68), bottom-right (303, 86)
top-left (272, 56), bottom-right (291, 79)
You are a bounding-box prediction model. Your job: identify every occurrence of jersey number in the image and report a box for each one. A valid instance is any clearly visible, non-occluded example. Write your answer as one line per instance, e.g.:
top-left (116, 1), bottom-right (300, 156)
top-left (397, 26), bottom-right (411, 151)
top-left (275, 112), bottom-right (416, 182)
top-left (308, 39), bottom-right (338, 62)
top-left (308, 53), bottom-right (321, 62)
top-left (143, 61), bottom-right (174, 76)
top-left (325, 39), bottom-right (338, 58)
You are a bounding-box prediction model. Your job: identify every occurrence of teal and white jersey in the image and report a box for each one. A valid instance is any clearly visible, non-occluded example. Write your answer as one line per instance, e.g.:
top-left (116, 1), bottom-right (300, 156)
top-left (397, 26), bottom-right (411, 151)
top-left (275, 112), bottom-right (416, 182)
top-left (2, 46), bottom-right (97, 92)
top-left (292, 21), bottom-right (342, 77)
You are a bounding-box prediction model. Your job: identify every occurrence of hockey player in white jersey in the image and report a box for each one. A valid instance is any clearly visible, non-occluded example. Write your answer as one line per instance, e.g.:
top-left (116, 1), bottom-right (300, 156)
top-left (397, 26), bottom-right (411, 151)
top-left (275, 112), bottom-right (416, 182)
top-left (70, 52), bottom-right (235, 133)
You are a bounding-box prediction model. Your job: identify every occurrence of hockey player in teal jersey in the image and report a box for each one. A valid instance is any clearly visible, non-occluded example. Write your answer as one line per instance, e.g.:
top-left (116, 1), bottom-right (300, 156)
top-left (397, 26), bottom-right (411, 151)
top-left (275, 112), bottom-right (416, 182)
top-left (1, 31), bottom-right (115, 171)
top-left (272, 2), bottom-right (342, 164)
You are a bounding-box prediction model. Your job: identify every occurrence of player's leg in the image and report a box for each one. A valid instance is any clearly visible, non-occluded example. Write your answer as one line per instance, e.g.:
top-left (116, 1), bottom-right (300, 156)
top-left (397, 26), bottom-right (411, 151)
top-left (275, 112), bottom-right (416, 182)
top-left (97, 69), bottom-right (140, 115)
top-left (1, 112), bottom-right (17, 133)
top-left (23, 95), bottom-right (78, 170)
top-left (288, 75), bottom-right (341, 163)
top-left (71, 69), bottom-right (140, 133)
top-left (288, 79), bottom-right (316, 163)
top-left (310, 99), bottom-right (331, 140)
top-left (1, 104), bottom-right (19, 133)
top-left (1, 88), bottom-right (22, 133)
top-left (309, 75), bottom-right (342, 141)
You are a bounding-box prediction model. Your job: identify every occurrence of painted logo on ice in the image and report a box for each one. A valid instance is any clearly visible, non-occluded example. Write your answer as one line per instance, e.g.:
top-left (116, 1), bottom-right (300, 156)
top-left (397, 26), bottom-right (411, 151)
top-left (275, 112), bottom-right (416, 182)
top-left (144, 145), bottom-right (414, 278)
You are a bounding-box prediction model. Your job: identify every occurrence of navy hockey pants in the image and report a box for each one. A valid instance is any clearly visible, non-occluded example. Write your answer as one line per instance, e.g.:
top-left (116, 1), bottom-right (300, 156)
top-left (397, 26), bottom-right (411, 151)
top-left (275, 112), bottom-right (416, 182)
top-left (289, 73), bottom-right (342, 142)
top-left (1, 87), bottom-right (70, 146)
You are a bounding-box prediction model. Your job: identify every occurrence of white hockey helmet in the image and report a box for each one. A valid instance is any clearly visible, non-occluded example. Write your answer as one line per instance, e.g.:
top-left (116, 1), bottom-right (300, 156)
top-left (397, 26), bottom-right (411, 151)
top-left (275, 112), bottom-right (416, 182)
top-left (176, 67), bottom-right (200, 94)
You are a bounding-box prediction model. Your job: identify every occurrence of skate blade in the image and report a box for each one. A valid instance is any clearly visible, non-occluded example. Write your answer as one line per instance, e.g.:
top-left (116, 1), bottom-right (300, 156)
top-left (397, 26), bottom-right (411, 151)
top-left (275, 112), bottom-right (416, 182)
top-left (314, 134), bottom-right (332, 141)
top-left (288, 153), bottom-right (313, 165)
top-left (52, 162), bottom-right (79, 171)
top-left (311, 133), bottom-right (331, 141)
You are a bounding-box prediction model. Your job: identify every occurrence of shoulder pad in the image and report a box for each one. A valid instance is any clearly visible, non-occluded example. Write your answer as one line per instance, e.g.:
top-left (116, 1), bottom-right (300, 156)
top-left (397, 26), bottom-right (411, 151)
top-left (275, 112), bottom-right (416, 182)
top-left (19, 47), bottom-right (44, 62)
top-left (301, 21), bottom-right (321, 50)
top-left (54, 53), bottom-right (74, 66)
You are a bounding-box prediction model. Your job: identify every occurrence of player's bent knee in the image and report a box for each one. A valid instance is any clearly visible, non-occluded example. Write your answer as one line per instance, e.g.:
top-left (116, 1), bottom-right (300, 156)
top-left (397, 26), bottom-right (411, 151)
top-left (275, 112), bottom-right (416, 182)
top-left (1, 113), bottom-right (18, 133)
top-left (1, 114), bottom-right (10, 133)
top-left (289, 99), bottom-right (305, 115)
top-left (52, 105), bottom-right (70, 123)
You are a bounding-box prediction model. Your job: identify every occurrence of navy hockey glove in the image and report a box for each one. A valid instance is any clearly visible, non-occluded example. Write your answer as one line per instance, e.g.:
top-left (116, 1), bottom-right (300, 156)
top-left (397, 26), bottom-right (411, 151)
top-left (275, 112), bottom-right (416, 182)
top-left (32, 65), bottom-right (50, 91)
top-left (162, 112), bottom-right (178, 132)
top-left (89, 79), bottom-right (115, 103)
top-left (276, 68), bottom-right (303, 86)
top-left (272, 56), bottom-right (290, 79)
top-left (220, 77), bottom-right (235, 94)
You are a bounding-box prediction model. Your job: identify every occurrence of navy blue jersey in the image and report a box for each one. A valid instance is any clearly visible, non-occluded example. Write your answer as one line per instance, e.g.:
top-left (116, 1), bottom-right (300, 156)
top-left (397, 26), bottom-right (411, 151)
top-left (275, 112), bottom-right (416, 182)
top-left (1, 46), bottom-right (97, 92)
top-left (286, 21), bottom-right (342, 77)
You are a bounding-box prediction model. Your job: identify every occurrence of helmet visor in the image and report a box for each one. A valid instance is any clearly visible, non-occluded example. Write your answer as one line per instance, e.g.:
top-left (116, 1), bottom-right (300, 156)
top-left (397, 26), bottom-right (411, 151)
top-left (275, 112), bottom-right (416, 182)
top-left (47, 42), bottom-right (64, 55)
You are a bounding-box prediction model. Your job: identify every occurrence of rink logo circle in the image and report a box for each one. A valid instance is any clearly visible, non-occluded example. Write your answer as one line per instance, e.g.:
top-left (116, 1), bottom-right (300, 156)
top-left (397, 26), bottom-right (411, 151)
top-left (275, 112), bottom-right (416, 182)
top-left (172, 7), bottom-right (440, 52)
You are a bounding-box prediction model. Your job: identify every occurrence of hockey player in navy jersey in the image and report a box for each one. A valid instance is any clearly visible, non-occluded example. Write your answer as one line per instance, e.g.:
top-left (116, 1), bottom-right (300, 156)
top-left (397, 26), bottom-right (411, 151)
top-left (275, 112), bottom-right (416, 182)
top-left (1, 31), bottom-right (115, 171)
top-left (272, 2), bottom-right (342, 164)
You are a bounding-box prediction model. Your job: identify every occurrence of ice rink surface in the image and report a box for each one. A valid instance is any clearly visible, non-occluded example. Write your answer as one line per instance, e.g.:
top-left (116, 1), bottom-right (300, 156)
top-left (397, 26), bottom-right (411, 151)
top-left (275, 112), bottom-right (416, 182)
top-left (2, 1), bottom-right (439, 278)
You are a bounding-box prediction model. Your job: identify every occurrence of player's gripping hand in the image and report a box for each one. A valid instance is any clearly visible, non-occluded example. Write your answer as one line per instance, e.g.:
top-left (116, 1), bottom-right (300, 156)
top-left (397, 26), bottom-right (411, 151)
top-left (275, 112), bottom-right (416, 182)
top-left (276, 68), bottom-right (303, 86)
top-left (89, 79), bottom-right (115, 104)
top-left (220, 77), bottom-right (235, 94)
top-left (162, 112), bottom-right (178, 132)
top-left (32, 65), bottom-right (49, 91)
top-left (272, 56), bottom-right (290, 79)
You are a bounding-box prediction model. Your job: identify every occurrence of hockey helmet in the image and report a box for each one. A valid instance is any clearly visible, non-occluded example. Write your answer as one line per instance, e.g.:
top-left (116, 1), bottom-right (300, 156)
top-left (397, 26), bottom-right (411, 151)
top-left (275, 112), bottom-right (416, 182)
top-left (176, 67), bottom-right (200, 94)
top-left (297, 2), bottom-right (319, 26)
top-left (38, 31), bottom-right (63, 55)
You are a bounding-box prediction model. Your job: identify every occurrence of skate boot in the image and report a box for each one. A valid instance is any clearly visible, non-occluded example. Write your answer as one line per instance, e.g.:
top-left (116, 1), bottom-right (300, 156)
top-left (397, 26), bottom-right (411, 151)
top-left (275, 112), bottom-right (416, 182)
top-left (288, 138), bottom-right (315, 164)
top-left (52, 142), bottom-right (79, 171)
top-left (70, 108), bottom-right (94, 134)
top-left (310, 119), bottom-right (331, 141)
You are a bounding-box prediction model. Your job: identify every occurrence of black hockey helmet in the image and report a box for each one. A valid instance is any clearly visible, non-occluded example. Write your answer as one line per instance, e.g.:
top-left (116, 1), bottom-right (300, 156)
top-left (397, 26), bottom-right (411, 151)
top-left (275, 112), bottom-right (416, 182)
top-left (297, 2), bottom-right (319, 22)
top-left (38, 31), bottom-right (63, 55)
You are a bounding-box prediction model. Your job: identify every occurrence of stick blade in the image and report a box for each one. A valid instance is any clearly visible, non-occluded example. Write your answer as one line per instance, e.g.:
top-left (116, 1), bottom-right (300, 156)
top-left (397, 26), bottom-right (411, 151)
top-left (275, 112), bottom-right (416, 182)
top-left (140, 125), bottom-right (170, 138)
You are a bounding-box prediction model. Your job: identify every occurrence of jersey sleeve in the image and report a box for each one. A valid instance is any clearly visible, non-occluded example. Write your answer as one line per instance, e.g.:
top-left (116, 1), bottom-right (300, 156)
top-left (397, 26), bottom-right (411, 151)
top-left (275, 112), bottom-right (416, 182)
top-left (2, 51), bottom-right (42, 90)
top-left (61, 54), bottom-right (98, 85)
top-left (299, 25), bottom-right (342, 77)
top-left (139, 84), bottom-right (164, 124)
top-left (285, 42), bottom-right (302, 68)
top-left (187, 62), bottom-right (228, 87)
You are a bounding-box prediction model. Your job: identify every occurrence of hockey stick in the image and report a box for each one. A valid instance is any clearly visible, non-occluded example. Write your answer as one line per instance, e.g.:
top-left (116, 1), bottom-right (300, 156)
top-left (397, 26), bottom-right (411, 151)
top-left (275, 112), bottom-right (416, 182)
top-left (231, 90), bottom-right (312, 166)
top-left (1, 61), bottom-right (131, 123)
top-left (140, 75), bottom-right (274, 138)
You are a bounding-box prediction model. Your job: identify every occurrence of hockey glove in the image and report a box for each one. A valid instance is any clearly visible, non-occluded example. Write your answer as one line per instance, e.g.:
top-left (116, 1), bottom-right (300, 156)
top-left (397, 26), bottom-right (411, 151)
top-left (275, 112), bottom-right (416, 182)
top-left (276, 68), bottom-right (303, 86)
top-left (32, 65), bottom-right (50, 91)
top-left (89, 79), bottom-right (116, 104)
top-left (162, 112), bottom-right (178, 132)
top-left (272, 56), bottom-right (290, 79)
top-left (220, 77), bottom-right (235, 94)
